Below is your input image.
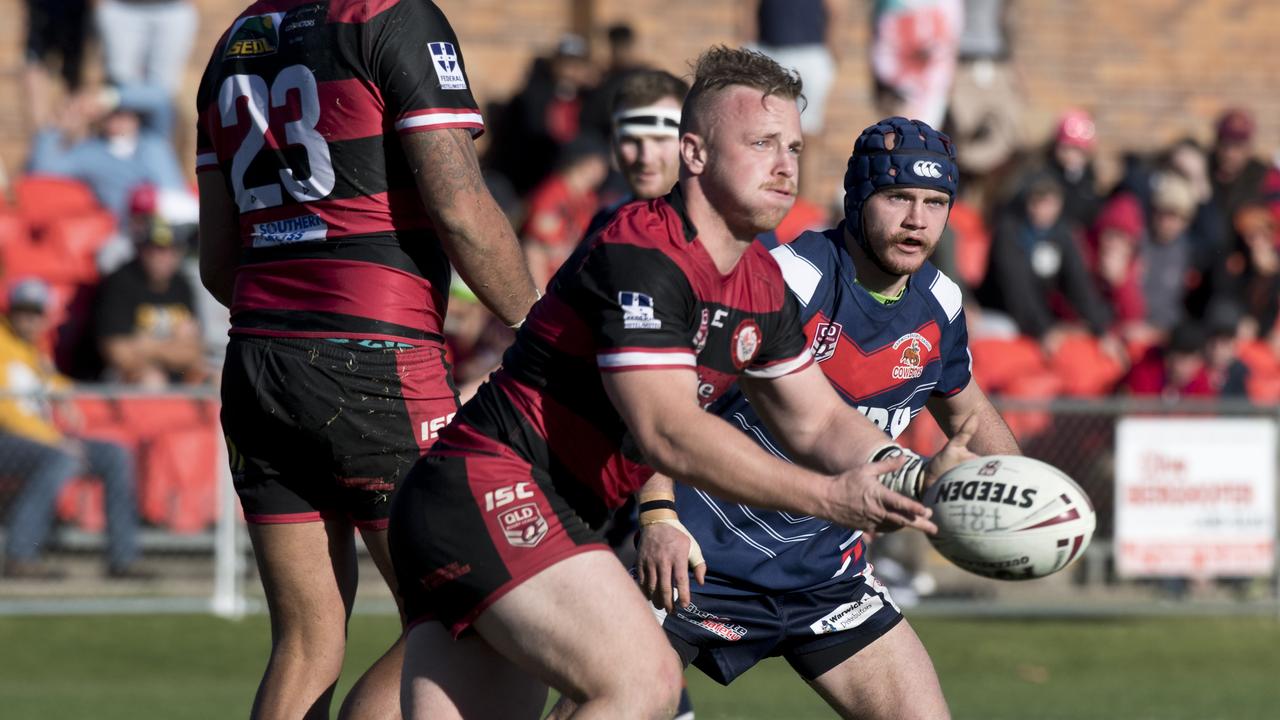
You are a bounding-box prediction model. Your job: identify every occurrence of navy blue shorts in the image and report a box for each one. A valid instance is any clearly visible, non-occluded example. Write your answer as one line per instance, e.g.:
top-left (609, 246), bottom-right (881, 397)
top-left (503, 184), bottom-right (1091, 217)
top-left (654, 567), bottom-right (903, 685)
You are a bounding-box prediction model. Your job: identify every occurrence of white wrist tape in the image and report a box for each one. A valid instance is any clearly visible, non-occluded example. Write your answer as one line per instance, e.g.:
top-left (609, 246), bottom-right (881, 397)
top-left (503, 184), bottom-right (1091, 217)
top-left (641, 517), bottom-right (706, 568)
top-left (869, 444), bottom-right (929, 500)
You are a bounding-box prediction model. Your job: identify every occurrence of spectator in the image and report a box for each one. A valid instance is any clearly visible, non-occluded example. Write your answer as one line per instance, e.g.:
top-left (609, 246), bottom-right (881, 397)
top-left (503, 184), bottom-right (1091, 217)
top-left (93, 197), bottom-right (205, 388)
top-left (1205, 205), bottom-right (1280, 345)
top-left (870, 0), bottom-right (964, 129)
top-left (1123, 321), bottom-right (1217, 400)
top-left (579, 23), bottom-right (651, 143)
top-left (26, 84), bottom-right (185, 221)
top-left (21, 0), bottom-right (90, 131)
top-left (1003, 109), bottom-right (1104, 232)
top-left (488, 34), bottom-right (600, 195)
top-left (752, 0), bottom-right (838, 136)
top-left (978, 172), bottom-right (1114, 354)
top-left (946, 0), bottom-right (1022, 189)
top-left (521, 135), bottom-right (610, 287)
top-left (0, 278), bottom-right (142, 580)
top-left (1210, 108), bottom-right (1274, 226)
top-left (1141, 173), bottom-right (1201, 332)
top-left (94, 0), bottom-right (197, 94)
top-left (1088, 193), bottom-right (1147, 337)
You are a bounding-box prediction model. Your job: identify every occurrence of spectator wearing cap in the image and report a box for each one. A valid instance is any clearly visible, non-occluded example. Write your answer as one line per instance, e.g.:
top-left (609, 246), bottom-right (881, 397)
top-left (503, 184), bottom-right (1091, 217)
top-left (0, 278), bottom-right (142, 580)
top-left (92, 191), bottom-right (205, 388)
top-left (26, 82), bottom-right (184, 221)
top-left (520, 134), bottom-right (610, 288)
top-left (1210, 108), bottom-right (1275, 226)
top-left (1003, 109), bottom-right (1104, 232)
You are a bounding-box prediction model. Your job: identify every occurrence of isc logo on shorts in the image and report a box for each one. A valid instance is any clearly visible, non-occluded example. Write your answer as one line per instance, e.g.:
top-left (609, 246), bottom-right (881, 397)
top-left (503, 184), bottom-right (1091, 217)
top-left (420, 412), bottom-right (457, 442)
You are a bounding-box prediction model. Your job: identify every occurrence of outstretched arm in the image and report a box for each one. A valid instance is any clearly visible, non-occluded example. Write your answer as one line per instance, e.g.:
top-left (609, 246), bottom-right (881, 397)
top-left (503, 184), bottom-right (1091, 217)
top-left (927, 381), bottom-right (1020, 456)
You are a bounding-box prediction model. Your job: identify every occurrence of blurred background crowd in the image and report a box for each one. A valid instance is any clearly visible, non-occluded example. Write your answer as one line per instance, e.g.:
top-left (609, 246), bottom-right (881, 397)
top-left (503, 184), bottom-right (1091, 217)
top-left (0, 0), bottom-right (1277, 572)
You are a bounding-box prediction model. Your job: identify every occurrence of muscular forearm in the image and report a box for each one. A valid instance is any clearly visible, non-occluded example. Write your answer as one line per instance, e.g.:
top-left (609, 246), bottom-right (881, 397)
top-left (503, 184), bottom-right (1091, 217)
top-left (775, 402), bottom-right (895, 475)
top-left (640, 407), bottom-right (834, 518)
top-left (402, 129), bottom-right (539, 326)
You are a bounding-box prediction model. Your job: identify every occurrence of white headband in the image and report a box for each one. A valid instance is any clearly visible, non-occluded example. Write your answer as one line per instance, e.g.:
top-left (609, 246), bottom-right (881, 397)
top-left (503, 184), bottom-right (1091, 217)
top-left (612, 106), bottom-right (681, 138)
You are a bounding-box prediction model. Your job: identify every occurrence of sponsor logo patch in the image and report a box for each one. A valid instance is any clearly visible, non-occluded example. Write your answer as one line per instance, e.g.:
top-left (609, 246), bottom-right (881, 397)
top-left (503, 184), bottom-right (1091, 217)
top-left (675, 602), bottom-right (748, 642)
top-left (810, 320), bottom-right (842, 363)
top-left (809, 593), bottom-right (885, 635)
top-left (912, 160), bottom-right (942, 179)
top-left (499, 503), bottom-right (549, 548)
top-left (252, 214), bottom-right (327, 246)
top-left (619, 291), bottom-right (662, 330)
top-left (731, 319), bottom-right (762, 368)
top-left (429, 41), bottom-right (468, 90)
top-left (224, 13), bottom-right (283, 59)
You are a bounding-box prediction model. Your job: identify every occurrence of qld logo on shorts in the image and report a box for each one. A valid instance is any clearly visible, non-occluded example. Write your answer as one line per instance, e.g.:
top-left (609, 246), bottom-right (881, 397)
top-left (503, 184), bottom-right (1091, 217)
top-left (499, 503), bottom-right (549, 548)
top-left (891, 332), bottom-right (933, 379)
top-left (730, 319), bottom-right (762, 368)
top-left (810, 321), bottom-right (842, 363)
top-left (429, 41), bottom-right (468, 90)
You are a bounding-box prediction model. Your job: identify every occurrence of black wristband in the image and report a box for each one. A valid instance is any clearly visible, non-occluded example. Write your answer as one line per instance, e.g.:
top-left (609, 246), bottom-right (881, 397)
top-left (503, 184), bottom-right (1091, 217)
top-left (638, 499), bottom-right (677, 514)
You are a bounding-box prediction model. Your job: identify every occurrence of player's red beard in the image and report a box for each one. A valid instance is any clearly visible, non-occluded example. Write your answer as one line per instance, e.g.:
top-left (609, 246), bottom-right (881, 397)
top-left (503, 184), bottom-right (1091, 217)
top-left (866, 230), bottom-right (936, 277)
top-left (703, 175), bottom-right (797, 238)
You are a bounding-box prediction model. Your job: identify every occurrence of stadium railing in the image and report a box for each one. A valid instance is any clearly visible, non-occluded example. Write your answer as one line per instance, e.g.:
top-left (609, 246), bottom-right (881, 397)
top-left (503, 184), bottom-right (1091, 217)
top-left (1, 390), bottom-right (1277, 618)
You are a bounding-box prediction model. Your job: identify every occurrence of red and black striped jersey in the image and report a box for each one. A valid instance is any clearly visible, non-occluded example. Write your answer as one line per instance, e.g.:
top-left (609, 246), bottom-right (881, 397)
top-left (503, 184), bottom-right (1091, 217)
top-left (443, 186), bottom-right (813, 523)
top-left (195, 0), bottom-right (483, 342)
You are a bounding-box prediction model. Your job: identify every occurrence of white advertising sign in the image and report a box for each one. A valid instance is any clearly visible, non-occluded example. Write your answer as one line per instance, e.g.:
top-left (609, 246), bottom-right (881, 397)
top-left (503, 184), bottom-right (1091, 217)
top-left (1115, 417), bottom-right (1275, 578)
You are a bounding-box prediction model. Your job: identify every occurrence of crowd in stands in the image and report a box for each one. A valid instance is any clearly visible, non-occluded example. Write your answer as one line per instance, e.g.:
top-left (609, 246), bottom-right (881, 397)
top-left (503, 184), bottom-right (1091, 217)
top-left (1, 0), bottom-right (1278, 572)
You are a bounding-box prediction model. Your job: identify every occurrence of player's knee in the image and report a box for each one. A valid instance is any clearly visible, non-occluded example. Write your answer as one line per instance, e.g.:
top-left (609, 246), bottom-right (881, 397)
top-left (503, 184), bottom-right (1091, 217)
top-left (624, 651), bottom-right (682, 718)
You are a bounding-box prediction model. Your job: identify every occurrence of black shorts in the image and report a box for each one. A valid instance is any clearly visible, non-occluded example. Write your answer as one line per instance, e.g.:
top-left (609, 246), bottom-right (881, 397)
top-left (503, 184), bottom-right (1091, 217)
top-left (656, 568), bottom-right (903, 685)
top-left (390, 422), bottom-right (607, 636)
top-left (221, 336), bottom-right (459, 530)
top-left (24, 0), bottom-right (88, 87)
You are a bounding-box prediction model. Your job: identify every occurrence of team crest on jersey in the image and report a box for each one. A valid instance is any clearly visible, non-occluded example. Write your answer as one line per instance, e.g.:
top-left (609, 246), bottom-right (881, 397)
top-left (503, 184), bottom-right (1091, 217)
top-left (692, 308), bottom-right (710, 353)
top-left (810, 321), bottom-right (842, 363)
top-left (731, 319), bottom-right (762, 368)
top-left (224, 13), bottom-right (283, 59)
top-left (891, 332), bottom-right (933, 379)
top-left (619, 291), bottom-right (661, 330)
top-left (429, 41), bottom-right (468, 90)
top-left (499, 503), bottom-right (549, 548)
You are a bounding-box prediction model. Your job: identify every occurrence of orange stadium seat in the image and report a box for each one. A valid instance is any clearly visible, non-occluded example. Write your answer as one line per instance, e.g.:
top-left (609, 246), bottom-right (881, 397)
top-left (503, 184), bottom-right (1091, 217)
top-left (43, 211), bottom-right (116, 280)
top-left (14, 176), bottom-right (102, 229)
top-left (998, 371), bottom-right (1062, 444)
top-left (116, 396), bottom-right (209, 439)
top-left (137, 422), bottom-right (221, 533)
top-left (0, 211), bottom-right (30, 248)
top-left (1237, 340), bottom-right (1280, 402)
top-left (1048, 334), bottom-right (1125, 397)
top-left (968, 336), bottom-right (1048, 394)
top-left (55, 477), bottom-right (106, 533)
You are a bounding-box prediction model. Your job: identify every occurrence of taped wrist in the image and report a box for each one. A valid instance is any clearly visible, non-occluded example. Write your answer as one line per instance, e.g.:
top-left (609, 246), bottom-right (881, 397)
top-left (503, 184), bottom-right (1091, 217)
top-left (641, 518), bottom-right (706, 568)
top-left (638, 492), bottom-right (704, 568)
top-left (869, 444), bottom-right (929, 500)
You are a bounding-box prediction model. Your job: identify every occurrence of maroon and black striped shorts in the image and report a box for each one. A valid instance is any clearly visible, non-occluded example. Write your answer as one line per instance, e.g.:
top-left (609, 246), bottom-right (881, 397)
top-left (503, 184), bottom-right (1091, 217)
top-left (390, 422), bottom-right (607, 635)
top-left (221, 336), bottom-right (459, 530)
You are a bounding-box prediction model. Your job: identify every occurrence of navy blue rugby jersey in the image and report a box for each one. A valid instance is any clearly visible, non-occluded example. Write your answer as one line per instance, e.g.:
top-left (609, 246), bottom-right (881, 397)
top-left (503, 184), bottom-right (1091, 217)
top-left (679, 223), bottom-right (973, 596)
top-left (440, 186), bottom-right (812, 527)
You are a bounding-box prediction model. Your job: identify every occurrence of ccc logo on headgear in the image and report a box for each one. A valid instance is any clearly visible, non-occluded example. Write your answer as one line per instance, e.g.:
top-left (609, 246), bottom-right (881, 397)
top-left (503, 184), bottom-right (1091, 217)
top-left (912, 160), bottom-right (942, 178)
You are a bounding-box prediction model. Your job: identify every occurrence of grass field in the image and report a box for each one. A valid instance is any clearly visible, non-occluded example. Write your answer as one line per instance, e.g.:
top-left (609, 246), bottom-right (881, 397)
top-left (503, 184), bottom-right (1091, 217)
top-left (1, 613), bottom-right (1277, 719)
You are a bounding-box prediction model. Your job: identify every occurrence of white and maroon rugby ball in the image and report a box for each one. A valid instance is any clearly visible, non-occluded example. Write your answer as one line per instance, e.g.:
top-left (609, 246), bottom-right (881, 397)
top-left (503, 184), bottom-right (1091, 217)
top-left (922, 455), bottom-right (1095, 581)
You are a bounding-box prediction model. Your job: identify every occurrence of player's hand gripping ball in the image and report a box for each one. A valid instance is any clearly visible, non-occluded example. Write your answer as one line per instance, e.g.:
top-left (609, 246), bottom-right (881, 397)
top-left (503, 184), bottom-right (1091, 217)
top-left (922, 456), bottom-right (1095, 580)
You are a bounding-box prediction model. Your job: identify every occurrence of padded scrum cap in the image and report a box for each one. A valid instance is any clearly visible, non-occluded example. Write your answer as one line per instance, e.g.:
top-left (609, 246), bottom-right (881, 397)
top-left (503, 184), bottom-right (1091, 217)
top-left (843, 117), bottom-right (958, 247)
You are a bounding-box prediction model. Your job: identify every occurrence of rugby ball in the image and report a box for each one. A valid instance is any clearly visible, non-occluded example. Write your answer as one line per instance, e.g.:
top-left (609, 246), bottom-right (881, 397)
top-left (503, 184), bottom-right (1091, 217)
top-left (922, 455), bottom-right (1095, 581)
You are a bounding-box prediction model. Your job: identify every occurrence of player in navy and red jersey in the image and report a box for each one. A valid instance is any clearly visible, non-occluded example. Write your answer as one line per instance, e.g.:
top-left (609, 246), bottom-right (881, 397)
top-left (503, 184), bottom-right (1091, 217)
top-left (194, 2), bottom-right (540, 717)
top-left (634, 118), bottom-right (1020, 719)
top-left (389, 49), bottom-right (978, 718)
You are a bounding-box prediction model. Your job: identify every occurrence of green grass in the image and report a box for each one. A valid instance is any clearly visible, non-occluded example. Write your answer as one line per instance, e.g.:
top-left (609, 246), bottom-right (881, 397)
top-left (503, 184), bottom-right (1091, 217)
top-left (0, 614), bottom-right (1276, 719)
